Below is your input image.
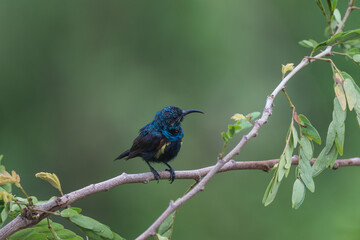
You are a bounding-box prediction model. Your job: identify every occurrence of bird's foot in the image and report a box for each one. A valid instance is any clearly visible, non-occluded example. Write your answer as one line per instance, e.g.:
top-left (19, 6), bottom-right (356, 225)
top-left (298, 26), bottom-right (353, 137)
top-left (145, 161), bottom-right (160, 183)
top-left (150, 168), bottom-right (160, 183)
top-left (165, 164), bottom-right (175, 184)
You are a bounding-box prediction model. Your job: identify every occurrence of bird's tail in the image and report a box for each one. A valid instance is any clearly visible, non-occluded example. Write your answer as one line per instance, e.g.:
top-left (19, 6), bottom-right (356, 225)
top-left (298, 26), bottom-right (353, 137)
top-left (114, 150), bottom-right (130, 161)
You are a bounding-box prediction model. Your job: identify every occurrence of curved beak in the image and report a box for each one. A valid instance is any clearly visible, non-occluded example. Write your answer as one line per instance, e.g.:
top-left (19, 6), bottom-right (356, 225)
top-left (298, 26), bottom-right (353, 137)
top-left (182, 109), bottom-right (204, 116)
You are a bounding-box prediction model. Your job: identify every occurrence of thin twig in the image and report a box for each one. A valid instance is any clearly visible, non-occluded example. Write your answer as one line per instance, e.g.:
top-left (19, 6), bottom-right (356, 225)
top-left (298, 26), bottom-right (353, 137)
top-left (47, 217), bottom-right (59, 240)
top-left (335, 0), bottom-right (355, 34)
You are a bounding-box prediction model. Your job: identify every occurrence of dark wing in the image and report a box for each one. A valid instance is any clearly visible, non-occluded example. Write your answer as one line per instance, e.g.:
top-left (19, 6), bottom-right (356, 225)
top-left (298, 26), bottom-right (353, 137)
top-left (127, 131), bottom-right (163, 159)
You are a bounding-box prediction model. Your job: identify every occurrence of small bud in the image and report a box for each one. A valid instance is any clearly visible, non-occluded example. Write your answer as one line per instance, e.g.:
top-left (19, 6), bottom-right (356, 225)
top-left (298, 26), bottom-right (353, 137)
top-left (35, 172), bottom-right (63, 195)
top-left (231, 113), bottom-right (245, 121)
top-left (282, 63), bottom-right (294, 76)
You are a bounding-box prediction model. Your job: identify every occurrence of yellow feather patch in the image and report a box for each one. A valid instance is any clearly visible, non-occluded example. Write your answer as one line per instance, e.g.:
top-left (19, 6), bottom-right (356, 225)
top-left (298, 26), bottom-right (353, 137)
top-left (155, 142), bottom-right (171, 159)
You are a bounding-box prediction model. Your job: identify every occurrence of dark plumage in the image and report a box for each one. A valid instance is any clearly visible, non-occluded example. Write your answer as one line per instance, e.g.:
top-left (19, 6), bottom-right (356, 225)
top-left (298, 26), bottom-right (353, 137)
top-left (115, 106), bottom-right (203, 183)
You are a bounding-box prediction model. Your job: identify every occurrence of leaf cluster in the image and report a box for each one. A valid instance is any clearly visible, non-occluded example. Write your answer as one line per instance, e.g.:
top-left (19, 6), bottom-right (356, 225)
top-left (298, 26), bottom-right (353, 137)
top-left (221, 112), bottom-right (261, 157)
top-left (262, 113), bottom-right (321, 208)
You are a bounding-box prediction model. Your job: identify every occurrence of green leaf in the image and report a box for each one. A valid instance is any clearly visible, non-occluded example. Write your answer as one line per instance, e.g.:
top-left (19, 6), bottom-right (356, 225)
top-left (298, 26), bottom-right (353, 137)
top-left (284, 140), bottom-right (294, 170)
top-left (9, 230), bottom-right (48, 240)
top-left (331, 0), bottom-right (338, 12)
top-left (291, 125), bottom-right (299, 149)
top-left (246, 111), bottom-right (261, 120)
top-left (353, 54), bottom-right (360, 62)
top-left (341, 72), bottom-right (360, 93)
top-left (221, 132), bottom-right (229, 142)
top-left (228, 125), bottom-right (235, 138)
top-left (236, 120), bottom-right (252, 131)
top-left (262, 175), bottom-right (280, 206)
top-left (292, 179), bottom-right (306, 209)
top-left (61, 208), bottom-right (81, 218)
top-left (277, 155), bottom-right (287, 182)
top-left (233, 125), bottom-right (243, 134)
top-left (334, 122), bottom-right (345, 155)
top-left (0, 202), bottom-right (10, 227)
top-left (324, 121), bottom-right (336, 152)
top-left (51, 229), bottom-right (83, 240)
top-left (312, 144), bottom-right (338, 177)
top-left (299, 39), bottom-right (317, 48)
top-left (70, 215), bottom-right (112, 238)
top-left (343, 78), bottom-right (358, 110)
top-left (298, 114), bottom-right (322, 144)
top-left (158, 210), bottom-right (177, 238)
top-left (9, 219), bottom-right (83, 240)
top-left (298, 137), bottom-right (315, 192)
top-left (347, 48), bottom-right (360, 56)
top-left (70, 214), bottom-right (124, 240)
top-left (333, 97), bottom-right (346, 124)
top-left (314, 29), bottom-right (360, 51)
top-left (333, 8), bottom-right (341, 23)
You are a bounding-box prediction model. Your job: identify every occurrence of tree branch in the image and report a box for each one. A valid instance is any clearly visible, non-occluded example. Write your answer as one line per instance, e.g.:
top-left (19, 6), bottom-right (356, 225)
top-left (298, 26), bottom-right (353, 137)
top-left (0, 156), bottom-right (359, 239)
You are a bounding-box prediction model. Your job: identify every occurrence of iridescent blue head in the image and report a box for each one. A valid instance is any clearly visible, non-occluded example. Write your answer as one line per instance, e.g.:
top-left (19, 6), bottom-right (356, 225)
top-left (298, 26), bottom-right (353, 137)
top-left (148, 106), bottom-right (203, 141)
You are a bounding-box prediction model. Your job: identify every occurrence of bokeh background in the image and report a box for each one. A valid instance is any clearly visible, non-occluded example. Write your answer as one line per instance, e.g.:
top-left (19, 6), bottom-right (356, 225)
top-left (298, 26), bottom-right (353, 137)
top-left (1, 1), bottom-right (360, 239)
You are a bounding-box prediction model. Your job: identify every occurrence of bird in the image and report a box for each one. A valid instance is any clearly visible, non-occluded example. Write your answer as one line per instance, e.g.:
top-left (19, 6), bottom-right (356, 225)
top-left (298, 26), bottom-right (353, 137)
top-left (115, 105), bottom-right (203, 183)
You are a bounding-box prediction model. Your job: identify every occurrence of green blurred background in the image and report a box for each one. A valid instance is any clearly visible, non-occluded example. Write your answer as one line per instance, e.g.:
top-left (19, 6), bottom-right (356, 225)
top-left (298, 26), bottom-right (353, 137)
top-left (1, 1), bottom-right (360, 239)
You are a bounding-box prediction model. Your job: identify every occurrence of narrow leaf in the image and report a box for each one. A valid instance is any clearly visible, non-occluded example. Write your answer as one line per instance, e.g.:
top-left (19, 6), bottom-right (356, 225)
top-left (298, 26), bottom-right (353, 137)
top-left (291, 125), bottom-right (299, 149)
top-left (277, 155), bottom-right (286, 182)
top-left (221, 132), bottom-right (229, 142)
top-left (312, 144), bottom-right (338, 177)
top-left (343, 78), bottom-right (357, 110)
top-left (298, 114), bottom-right (322, 144)
top-left (325, 121), bottom-right (336, 152)
top-left (333, 97), bottom-right (346, 124)
top-left (158, 210), bottom-right (177, 238)
top-left (299, 39), bottom-right (316, 48)
top-left (334, 123), bottom-right (345, 155)
top-left (292, 179), bottom-right (306, 209)
top-left (70, 214), bottom-right (124, 239)
top-left (298, 137), bottom-right (315, 192)
top-left (334, 84), bottom-right (347, 110)
top-left (333, 9), bottom-right (341, 23)
top-left (263, 176), bottom-right (280, 206)
top-left (285, 142), bottom-right (294, 170)
top-left (228, 125), bottom-right (235, 138)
